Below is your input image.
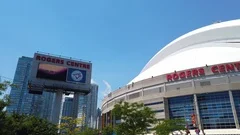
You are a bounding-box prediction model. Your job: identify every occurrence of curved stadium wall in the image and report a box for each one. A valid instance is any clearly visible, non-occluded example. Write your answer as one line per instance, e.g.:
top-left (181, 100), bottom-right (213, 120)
top-left (101, 20), bottom-right (240, 135)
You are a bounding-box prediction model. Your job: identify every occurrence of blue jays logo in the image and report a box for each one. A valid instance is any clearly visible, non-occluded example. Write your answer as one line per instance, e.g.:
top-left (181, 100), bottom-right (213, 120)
top-left (71, 70), bottom-right (83, 81)
top-left (67, 68), bottom-right (86, 83)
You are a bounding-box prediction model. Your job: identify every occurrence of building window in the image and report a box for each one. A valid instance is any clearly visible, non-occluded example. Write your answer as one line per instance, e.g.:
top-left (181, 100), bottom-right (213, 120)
top-left (200, 81), bottom-right (211, 86)
top-left (128, 92), bottom-right (140, 99)
top-left (144, 101), bottom-right (163, 106)
top-left (197, 91), bottom-right (236, 129)
top-left (143, 87), bottom-right (163, 96)
top-left (232, 90), bottom-right (240, 125)
top-left (154, 109), bottom-right (164, 113)
top-left (168, 95), bottom-right (194, 129)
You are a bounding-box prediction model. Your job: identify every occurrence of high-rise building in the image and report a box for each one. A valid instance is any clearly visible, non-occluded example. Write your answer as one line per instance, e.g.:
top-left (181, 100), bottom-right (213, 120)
top-left (7, 56), bottom-right (33, 114)
top-left (7, 54), bottom-right (93, 125)
top-left (41, 91), bottom-right (56, 121)
top-left (7, 56), bottom-right (55, 121)
top-left (86, 84), bottom-right (98, 129)
top-left (62, 97), bottom-right (73, 117)
top-left (61, 94), bottom-right (87, 127)
top-left (61, 84), bottom-right (98, 129)
top-left (96, 108), bottom-right (102, 130)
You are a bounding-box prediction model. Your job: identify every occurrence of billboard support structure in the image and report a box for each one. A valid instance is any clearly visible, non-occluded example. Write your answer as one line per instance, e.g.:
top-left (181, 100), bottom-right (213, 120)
top-left (72, 92), bottom-right (80, 119)
top-left (52, 90), bottom-right (63, 125)
top-left (29, 52), bottom-right (92, 94)
top-left (28, 52), bottom-right (92, 124)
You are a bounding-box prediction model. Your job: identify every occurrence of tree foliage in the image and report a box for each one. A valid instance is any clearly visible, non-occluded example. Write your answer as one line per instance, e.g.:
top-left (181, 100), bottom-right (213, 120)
top-left (1, 113), bottom-right (58, 135)
top-left (59, 116), bottom-right (100, 135)
top-left (155, 118), bottom-right (186, 135)
top-left (0, 81), bottom-right (58, 135)
top-left (59, 116), bottom-right (84, 135)
top-left (112, 102), bottom-right (156, 135)
top-left (0, 81), bottom-right (12, 132)
top-left (0, 81), bottom-right (11, 110)
top-left (79, 128), bottom-right (98, 135)
top-left (102, 125), bottom-right (113, 135)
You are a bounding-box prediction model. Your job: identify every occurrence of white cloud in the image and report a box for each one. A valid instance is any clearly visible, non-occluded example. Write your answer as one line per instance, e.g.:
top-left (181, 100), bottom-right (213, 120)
top-left (97, 80), bottom-right (112, 108)
top-left (91, 79), bottom-right (98, 84)
top-left (102, 80), bottom-right (112, 97)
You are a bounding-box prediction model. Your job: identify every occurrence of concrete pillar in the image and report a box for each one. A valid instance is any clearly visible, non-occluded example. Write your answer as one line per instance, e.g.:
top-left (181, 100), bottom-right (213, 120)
top-left (163, 83), bottom-right (166, 92)
top-left (163, 98), bottom-right (169, 119)
top-left (52, 90), bottom-right (63, 125)
top-left (229, 91), bottom-right (240, 129)
top-left (192, 79), bottom-right (195, 88)
top-left (72, 92), bottom-right (80, 119)
top-left (105, 111), bottom-right (108, 125)
top-left (194, 94), bottom-right (202, 130)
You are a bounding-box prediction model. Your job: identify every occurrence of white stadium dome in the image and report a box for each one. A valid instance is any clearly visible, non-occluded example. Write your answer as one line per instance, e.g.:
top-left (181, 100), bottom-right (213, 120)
top-left (130, 19), bottom-right (240, 83)
top-left (102, 19), bottom-right (240, 134)
top-left (102, 19), bottom-right (240, 135)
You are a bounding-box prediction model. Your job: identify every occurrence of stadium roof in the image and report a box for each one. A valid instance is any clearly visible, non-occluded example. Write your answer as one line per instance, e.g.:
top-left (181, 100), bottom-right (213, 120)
top-left (130, 19), bottom-right (240, 83)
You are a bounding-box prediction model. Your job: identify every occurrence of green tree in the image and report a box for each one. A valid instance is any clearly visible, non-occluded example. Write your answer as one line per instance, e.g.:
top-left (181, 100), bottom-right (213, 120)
top-left (102, 125), bottom-right (113, 135)
top-left (59, 116), bottom-right (84, 135)
top-left (0, 81), bottom-right (12, 110)
top-left (2, 113), bottom-right (58, 135)
top-left (0, 81), bottom-right (12, 134)
top-left (112, 102), bottom-right (156, 135)
top-left (155, 118), bottom-right (186, 135)
top-left (79, 128), bottom-right (98, 135)
top-left (0, 81), bottom-right (58, 135)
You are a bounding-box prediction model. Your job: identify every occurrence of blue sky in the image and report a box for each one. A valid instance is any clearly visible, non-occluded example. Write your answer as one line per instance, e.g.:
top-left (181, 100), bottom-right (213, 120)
top-left (0, 0), bottom-right (240, 105)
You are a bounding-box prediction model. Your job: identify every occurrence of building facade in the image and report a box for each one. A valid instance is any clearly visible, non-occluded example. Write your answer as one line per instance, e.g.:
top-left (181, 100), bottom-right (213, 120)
top-left (86, 84), bottom-right (98, 129)
top-left (96, 108), bottom-right (102, 130)
top-left (61, 84), bottom-right (98, 129)
top-left (7, 56), bottom-right (34, 114)
top-left (101, 20), bottom-right (240, 134)
top-left (62, 97), bottom-right (74, 117)
top-left (41, 91), bottom-right (56, 121)
top-left (7, 56), bottom-right (55, 121)
top-left (7, 54), bottom-right (94, 125)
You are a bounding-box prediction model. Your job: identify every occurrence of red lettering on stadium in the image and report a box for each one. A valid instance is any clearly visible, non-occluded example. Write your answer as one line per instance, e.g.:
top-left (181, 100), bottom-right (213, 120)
top-left (210, 62), bottom-right (240, 74)
top-left (36, 55), bottom-right (90, 70)
top-left (166, 61), bottom-right (240, 82)
top-left (166, 68), bottom-right (205, 81)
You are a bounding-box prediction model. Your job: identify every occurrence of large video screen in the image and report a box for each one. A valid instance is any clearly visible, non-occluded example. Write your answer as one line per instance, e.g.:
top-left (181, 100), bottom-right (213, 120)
top-left (36, 63), bottom-right (67, 81)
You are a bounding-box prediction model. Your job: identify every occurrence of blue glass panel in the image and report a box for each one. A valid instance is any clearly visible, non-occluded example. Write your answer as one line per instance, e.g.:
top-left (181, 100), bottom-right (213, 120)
top-left (197, 91), bottom-right (236, 129)
top-left (168, 95), bottom-right (194, 129)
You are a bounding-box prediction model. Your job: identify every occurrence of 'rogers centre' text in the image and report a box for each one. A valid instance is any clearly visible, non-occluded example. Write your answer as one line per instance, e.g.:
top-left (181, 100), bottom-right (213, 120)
top-left (36, 55), bottom-right (91, 70)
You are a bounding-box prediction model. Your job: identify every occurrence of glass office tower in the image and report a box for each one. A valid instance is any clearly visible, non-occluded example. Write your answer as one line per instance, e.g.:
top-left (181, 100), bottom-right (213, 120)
top-left (62, 97), bottom-right (74, 117)
top-left (7, 56), bottom-right (55, 121)
top-left (61, 84), bottom-right (98, 129)
top-left (7, 56), bottom-right (33, 114)
top-left (86, 84), bottom-right (98, 128)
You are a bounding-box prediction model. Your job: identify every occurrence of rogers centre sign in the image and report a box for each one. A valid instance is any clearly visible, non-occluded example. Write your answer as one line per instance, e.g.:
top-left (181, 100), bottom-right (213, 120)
top-left (36, 54), bottom-right (91, 70)
top-left (166, 61), bottom-right (240, 82)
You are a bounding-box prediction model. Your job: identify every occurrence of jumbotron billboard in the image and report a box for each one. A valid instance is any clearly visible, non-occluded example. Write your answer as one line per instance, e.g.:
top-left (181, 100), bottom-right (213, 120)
top-left (29, 53), bottom-right (92, 93)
